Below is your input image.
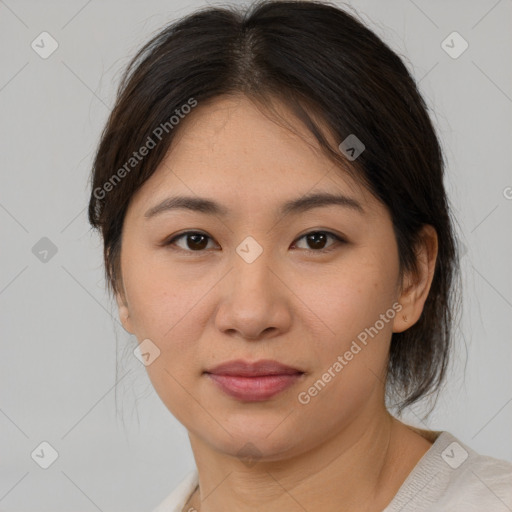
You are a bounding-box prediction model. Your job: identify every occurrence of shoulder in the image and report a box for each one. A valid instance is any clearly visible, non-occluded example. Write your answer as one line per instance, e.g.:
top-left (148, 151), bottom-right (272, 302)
top-left (385, 431), bottom-right (512, 512)
top-left (438, 439), bottom-right (512, 511)
top-left (151, 469), bottom-right (199, 512)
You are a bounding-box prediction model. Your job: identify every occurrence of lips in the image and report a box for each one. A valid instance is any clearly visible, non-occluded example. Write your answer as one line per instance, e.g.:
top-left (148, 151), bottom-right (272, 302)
top-left (206, 359), bottom-right (303, 377)
top-left (204, 359), bottom-right (305, 401)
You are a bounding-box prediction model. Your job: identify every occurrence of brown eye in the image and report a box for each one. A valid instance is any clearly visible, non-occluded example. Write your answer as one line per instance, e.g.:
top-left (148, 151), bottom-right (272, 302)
top-left (293, 231), bottom-right (344, 252)
top-left (165, 232), bottom-right (216, 252)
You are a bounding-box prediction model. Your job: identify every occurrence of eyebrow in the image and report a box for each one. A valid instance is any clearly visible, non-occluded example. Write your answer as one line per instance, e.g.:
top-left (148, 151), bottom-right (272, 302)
top-left (144, 191), bottom-right (364, 219)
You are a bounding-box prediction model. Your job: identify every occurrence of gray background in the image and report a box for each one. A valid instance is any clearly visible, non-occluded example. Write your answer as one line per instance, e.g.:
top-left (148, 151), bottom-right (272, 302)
top-left (1, 0), bottom-right (511, 510)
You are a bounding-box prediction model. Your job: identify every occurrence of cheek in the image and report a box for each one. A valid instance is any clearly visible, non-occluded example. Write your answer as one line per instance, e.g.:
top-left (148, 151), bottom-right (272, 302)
top-left (293, 254), bottom-right (399, 343)
top-left (121, 248), bottom-right (202, 338)
top-left (121, 249), bottom-right (221, 388)
top-left (121, 255), bottom-right (210, 421)
top-left (293, 253), bottom-right (399, 403)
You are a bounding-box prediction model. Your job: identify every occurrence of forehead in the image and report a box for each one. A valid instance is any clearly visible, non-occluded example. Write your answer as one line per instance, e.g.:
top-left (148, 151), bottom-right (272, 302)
top-left (128, 95), bottom-right (379, 217)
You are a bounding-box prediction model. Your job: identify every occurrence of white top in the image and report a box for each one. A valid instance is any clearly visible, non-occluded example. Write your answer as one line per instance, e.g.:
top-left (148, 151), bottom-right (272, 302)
top-left (151, 431), bottom-right (512, 512)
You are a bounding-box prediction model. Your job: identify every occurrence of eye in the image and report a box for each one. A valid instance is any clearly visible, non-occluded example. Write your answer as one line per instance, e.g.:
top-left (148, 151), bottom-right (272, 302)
top-left (292, 230), bottom-right (345, 253)
top-left (163, 231), bottom-right (218, 253)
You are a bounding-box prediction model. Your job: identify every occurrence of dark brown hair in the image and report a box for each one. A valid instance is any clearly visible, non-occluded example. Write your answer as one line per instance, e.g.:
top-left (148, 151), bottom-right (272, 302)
top-left (88, 0), bottom-right (460, 414)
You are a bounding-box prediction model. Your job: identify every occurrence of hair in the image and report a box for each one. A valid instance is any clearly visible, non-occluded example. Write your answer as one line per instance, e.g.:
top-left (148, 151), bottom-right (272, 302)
top-left (88, 0), bottom-right (460, 415)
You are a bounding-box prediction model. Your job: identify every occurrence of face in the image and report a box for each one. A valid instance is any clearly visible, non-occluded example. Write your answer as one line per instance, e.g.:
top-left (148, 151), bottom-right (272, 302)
top-left (116, 95), bottom-right (418, 461)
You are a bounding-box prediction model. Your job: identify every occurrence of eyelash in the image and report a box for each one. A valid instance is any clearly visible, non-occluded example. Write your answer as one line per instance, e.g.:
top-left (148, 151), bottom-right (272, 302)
top-left (162, 230), bottom-right (346, 255)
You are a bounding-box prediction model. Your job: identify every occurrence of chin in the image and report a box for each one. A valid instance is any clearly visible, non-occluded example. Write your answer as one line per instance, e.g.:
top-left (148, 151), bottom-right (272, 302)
top-left (195, 412), bottom-right (309, 463)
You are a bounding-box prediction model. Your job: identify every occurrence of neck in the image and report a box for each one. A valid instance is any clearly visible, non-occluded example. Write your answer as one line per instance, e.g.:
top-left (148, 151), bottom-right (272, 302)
top-left (186, 406), bottom-right (430, 512)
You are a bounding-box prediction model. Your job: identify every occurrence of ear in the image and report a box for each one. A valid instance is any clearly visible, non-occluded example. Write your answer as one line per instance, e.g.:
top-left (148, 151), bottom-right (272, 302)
top-left (115, 287), bottom-right (135, 334)
top-left (393, 225), bottom-right (438, 333)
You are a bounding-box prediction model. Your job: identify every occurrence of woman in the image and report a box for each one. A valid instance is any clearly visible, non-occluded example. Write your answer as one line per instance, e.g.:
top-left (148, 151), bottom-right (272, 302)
top-left (87, 1), bottom-right (512, 510)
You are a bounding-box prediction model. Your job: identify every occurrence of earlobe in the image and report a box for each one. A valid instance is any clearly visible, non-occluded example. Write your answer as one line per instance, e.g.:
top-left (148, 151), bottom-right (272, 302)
top-left (392, 225), bottom-right (438, 333)
top-left (115, 291), bottom-right (134, 334)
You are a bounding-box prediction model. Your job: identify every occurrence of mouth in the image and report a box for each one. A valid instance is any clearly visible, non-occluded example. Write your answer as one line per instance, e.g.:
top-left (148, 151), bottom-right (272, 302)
top-left (203, 359), bottom-right (305, 402)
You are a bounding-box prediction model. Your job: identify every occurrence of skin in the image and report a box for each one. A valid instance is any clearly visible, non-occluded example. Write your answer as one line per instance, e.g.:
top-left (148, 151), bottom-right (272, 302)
top-left (115, 94), bottom-right (438, 512)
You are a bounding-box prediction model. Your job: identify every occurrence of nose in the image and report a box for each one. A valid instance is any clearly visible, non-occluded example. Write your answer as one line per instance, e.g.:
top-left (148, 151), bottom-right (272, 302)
top-left (213, 249), bottom-right (292, 341)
